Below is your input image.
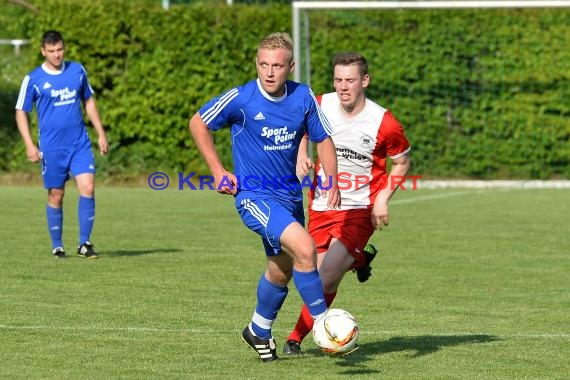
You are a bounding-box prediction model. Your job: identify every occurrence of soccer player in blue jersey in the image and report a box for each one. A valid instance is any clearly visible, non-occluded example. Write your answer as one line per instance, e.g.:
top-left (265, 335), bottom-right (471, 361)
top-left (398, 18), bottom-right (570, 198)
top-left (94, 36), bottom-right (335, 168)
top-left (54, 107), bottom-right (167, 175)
top-left (189, 32), bottom-right (340, 362)
top-left (15, 30), bottom-right (108, 259)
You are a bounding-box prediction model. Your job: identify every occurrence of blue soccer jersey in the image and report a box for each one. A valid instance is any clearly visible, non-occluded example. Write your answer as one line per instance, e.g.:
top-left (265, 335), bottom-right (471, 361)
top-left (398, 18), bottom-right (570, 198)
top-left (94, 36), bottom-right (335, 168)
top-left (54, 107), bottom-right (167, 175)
top-left (15, 61), bottom-right (93, 152)
top-left (199, 79), bottom-right (332, 201)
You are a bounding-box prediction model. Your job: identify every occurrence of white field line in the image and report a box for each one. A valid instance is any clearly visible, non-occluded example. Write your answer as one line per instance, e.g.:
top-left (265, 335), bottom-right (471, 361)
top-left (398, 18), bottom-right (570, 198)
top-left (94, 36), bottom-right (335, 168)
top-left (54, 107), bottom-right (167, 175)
top-left (0, 324), bottom-right (568, 339)
top-left (417, 180), bottom-right (570, 189)
top-left (391, 189), bottom-right (488, 205)
top-left (389, 181), bottom-right (568, 205)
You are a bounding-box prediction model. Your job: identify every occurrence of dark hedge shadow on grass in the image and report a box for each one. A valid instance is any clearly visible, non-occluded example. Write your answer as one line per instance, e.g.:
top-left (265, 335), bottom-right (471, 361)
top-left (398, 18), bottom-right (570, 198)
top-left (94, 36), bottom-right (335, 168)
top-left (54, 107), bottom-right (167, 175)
top-left (102, 248), bottom-right (183, 257)
top-left (303, 334), bottom-right (500, 376)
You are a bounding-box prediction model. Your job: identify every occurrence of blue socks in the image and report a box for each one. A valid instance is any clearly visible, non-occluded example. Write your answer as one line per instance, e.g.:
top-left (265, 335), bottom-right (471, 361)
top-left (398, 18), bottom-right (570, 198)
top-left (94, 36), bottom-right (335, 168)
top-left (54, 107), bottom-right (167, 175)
top-left (46, 196), bottom-right (95, 249)
top-left (46, 205), bottom-right (63, 249)
top-left (250, 270), bottom-right (327, 339)
top-left (78, 195), bottom-right (95, 245)
top-left (251, 274), bottom-right (288, 339)
top-left (293, 269), bottom-right (327, 320)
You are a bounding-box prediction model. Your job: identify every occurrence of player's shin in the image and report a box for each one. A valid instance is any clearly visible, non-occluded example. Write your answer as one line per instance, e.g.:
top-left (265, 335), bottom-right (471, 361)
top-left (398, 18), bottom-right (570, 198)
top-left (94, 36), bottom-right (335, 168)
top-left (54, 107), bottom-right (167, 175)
top-left (78, 195), bottom-right (94, 245)
top-left (46, 204), bottom-right (63, 249)
top-left (292, 269), bottom-right (327, 320)
top-left (251, 274), bottom-right (288, 339)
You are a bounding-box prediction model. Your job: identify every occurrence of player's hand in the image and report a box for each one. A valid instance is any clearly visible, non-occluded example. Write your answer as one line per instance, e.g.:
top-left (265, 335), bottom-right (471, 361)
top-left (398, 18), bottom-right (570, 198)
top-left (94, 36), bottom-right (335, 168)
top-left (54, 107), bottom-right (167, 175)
top-left (98, 134), bottom-right (109, 155)
top-left (325, 186), bottom-right (341, 209)
top-left (371, 201), bottom-right (389, 230)
top-left (319, 176), bottom-right (340, 209)
top-left (296, 157), bottom-right (314, 178)
top-left (214, 170), bottom-right (238, 195)
top-left (25, 145), bottom-right (41, 163)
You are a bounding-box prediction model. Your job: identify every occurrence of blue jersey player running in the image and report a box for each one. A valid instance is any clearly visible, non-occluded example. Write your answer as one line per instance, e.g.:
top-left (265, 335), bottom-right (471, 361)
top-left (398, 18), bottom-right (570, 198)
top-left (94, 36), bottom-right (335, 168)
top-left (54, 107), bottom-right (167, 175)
top-left (189, 32), bottom-right (340, 362)
top-left (15, 30), bottom-right (108, 259)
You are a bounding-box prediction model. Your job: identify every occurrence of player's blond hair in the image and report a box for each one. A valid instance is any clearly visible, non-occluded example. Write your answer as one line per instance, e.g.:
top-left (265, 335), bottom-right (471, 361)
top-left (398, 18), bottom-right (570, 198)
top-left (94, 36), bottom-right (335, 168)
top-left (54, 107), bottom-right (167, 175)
top-left (257, 32), bottom-right (294, 63)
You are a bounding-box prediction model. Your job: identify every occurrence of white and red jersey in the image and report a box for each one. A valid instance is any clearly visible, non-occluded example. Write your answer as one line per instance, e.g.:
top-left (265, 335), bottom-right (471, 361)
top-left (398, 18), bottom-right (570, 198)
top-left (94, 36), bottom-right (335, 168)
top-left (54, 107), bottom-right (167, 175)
top-left (310, 92), bottom-right (410, 211)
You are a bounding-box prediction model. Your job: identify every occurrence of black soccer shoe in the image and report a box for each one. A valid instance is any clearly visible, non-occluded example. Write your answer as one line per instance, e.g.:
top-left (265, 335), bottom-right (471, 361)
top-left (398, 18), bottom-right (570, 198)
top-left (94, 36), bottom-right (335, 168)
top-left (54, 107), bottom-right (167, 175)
top-left (242, 325), bottom-right (278, 362)
top-left (52, 247), bottom-right (66, 259)
top-left (354, 243), bottom-right (378, 283)
top-left (77, 241), bottom-right (99, 259)
top-left (282, 340), bottom-right (302, 356)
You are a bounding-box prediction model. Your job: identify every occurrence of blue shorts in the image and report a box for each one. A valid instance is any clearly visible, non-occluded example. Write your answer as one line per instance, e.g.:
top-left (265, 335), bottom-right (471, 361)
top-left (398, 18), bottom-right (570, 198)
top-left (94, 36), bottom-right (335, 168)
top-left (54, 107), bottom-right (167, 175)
top-left (41, 139), bottom-right (95, 189)
top-left (236, 196), bottom-right (305, 256)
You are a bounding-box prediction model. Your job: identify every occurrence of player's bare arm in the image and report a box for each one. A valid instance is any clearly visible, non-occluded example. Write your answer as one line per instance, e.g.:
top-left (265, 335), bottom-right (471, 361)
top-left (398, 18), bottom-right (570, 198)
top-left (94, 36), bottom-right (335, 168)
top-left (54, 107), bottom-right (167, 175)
top-left (296, 135), bottom-right (314, 178)
top-left (189, 112), bottom-right (237, 195)
top-left (372, 152), bottom-right (411, 230)
top-left (315, 136), bottom-right (340, 209)
top-left (15, 109), bottom-right (41, 163)
top-left (84, 97), bottom-right (108, 155)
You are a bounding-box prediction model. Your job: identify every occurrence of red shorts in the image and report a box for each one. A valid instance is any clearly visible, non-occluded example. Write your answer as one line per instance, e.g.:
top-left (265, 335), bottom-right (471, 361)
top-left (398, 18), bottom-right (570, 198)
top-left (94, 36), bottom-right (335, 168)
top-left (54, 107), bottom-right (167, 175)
top-left (308, 208), bottom-right (374, 270)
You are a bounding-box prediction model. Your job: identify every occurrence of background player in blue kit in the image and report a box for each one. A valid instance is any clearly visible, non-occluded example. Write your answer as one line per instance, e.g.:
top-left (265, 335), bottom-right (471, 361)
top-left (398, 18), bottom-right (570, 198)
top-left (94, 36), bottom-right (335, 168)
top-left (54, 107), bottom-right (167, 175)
top-left (15, 30), bottom-right (108, 259)
top-left (189, 32), bottom-right (340, 362)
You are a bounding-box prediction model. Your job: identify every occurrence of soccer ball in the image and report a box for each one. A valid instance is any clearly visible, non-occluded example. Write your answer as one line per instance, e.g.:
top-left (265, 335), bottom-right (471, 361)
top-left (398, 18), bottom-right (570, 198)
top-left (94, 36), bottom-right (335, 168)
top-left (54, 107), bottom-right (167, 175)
top-left (312, 308), bottom-right (359, 355)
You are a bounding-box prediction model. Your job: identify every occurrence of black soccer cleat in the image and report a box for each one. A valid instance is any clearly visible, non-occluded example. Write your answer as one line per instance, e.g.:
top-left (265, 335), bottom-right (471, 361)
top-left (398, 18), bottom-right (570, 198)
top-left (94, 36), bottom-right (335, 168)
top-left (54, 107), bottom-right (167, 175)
top-left (52, 247), bottom-right (66, 259)
top-left (282, 339), bottom-right (302, 356)
top-left (242, 325), bottom-right (278, 362)
top-left (354, 243), bottom-right (378, 283)
top-left (77, 241), bottom-right (99, 259)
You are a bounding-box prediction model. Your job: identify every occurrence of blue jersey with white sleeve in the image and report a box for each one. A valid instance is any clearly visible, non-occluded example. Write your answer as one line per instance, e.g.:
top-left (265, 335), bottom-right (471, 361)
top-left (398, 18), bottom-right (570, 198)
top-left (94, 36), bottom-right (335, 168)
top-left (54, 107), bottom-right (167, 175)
top-left (199, 78), bottom-right (332, 202)
top-left (15, 61), bottom-right (93, 152)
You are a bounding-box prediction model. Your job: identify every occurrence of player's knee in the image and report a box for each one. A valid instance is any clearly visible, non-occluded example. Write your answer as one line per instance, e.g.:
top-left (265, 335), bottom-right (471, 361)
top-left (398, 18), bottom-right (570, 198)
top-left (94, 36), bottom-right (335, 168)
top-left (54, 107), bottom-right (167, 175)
top-left (75, 173), bottom-right (95, 196)
top-left (266, 269), bottom-right (290, 286)
top-left (266, 260), bottom-right (292, 286)
top-left (48, 189), bottom-right (65, 207)
top-left (83, 180), bottom-right (95, 192)
top-left (293, 244), bottom-right (317, 268)
top-left (78, 183), bottom-right (94, 196)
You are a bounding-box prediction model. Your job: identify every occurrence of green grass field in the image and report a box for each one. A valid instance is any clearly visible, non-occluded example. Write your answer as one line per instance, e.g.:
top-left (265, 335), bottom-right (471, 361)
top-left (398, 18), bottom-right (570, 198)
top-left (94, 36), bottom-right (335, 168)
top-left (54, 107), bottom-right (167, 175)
top-left (0, 185), bottom-right (568, 379)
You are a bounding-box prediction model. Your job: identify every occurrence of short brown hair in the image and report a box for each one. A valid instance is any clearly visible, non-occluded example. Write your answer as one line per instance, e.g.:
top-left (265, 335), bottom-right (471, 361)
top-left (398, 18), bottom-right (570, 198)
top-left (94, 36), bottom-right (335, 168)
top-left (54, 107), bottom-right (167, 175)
top-left (41, 30), bottom-right (64, 47)
top-left (333, 52), bottom-right (368, 78)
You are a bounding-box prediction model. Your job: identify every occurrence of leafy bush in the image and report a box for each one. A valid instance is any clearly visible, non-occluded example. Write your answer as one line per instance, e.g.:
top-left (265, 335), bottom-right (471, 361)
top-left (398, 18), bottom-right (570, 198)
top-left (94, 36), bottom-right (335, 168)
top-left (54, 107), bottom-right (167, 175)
top-left (1, 1), bottom-right (568, 180)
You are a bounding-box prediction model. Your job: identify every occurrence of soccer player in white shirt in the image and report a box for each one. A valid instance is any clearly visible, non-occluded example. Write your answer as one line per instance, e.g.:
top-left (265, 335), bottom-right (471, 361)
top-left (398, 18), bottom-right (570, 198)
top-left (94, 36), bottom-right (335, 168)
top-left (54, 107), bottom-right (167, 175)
top-left (189, 32), bottom-right (340, 362)
top-left (284, 52), bottom-right (411, 355)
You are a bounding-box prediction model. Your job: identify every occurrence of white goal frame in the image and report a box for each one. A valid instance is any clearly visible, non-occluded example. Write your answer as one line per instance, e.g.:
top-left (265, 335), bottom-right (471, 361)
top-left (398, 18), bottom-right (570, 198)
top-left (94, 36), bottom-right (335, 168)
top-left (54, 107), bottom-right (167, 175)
top-left (292, 1), bottom-right (570, 84)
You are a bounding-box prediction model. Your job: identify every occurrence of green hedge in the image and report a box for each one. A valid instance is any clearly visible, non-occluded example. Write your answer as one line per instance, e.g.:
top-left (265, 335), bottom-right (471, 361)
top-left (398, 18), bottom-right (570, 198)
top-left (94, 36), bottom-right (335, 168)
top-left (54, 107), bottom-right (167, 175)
top-left (1, 1), bottom-right (568, 179)
top-left (306, 9), bottom-right (570, 179)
